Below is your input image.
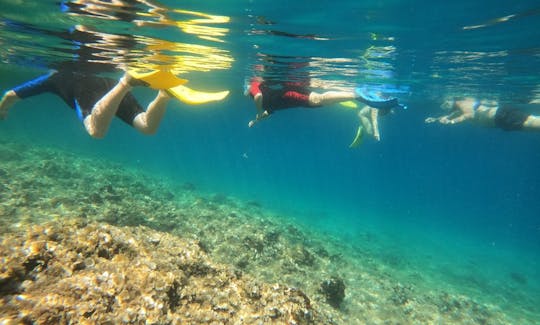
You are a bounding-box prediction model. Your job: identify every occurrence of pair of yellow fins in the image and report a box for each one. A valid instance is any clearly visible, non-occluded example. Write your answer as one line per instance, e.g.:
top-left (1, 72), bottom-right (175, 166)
top-left (127, 69), bottom-right (229, 105)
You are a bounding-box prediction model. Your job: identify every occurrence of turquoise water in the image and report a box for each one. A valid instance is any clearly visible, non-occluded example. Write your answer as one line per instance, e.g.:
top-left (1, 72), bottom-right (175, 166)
top-left (1, 0), bottom-right (540, 322)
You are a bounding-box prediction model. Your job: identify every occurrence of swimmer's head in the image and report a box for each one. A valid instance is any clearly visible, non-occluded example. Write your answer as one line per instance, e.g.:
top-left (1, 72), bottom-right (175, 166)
top-left (441, 100), bottom-right (454, 111)
top-left (441, 96), bottom-right (460, 111)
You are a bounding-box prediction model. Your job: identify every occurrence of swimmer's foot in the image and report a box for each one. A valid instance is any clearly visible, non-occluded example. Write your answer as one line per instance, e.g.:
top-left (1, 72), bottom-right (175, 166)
top-left (0, 90), bottom-right (19, 120)
top-left (121, 72), bottom-right (149, 88)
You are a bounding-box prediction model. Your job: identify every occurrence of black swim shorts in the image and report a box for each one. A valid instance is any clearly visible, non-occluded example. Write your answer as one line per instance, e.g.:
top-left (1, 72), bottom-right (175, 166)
top-left (494, 105), bottom-right (530, 131)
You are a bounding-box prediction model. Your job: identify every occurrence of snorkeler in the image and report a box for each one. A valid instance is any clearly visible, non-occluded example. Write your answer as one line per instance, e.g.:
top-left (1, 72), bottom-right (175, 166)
top-left (0, 71), bottom-right (172, 138)
top-left (425, 97), bottom-right (540, 131)
top-left (0, 3), bottom-right (231, 139)
top-left (348, 104), bottom-right (393, 147)
top-left (245, 77), bottom-right (405, 128)
top-left (0, 14), bottom-right (179, 139)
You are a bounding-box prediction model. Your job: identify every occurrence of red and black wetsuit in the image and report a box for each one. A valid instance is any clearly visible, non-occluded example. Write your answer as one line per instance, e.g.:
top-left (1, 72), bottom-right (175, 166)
top-left (249, 80), bottom-right (317, 113)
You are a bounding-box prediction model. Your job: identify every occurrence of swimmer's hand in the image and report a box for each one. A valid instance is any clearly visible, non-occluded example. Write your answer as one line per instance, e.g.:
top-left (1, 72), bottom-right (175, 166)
top-left (248, 110), bottom-right (269, 128)
top-left (425, 116), bottom-right (453, 124)
top-left (439, 116), bottom-right (453, 124)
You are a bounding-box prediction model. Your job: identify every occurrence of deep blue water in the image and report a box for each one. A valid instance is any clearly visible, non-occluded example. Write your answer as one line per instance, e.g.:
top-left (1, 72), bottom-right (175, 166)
top-left (1, 0), bottom-right (540, 318)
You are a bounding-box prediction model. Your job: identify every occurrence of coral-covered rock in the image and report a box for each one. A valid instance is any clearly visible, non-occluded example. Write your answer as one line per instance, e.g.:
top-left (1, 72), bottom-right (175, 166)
top-left (319, 276), bottom-right (346, 308)
top-left (0, 219), bottom-right (328, 324)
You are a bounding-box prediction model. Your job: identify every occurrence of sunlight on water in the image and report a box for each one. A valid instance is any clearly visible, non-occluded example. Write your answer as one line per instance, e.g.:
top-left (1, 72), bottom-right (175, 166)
top-left (2, 1), bottom-right (539, 101)
top-left (0, 0), bottom-right (233, 78)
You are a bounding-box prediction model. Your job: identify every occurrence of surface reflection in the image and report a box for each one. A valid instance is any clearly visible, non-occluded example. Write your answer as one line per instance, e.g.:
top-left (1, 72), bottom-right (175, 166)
top-left (0, 1), bottom-right (233, 78)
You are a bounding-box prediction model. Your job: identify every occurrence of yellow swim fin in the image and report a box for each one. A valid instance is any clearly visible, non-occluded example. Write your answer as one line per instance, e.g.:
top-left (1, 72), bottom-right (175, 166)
top-left (127, 69), bottom-right (188, 90)
top-left (349, 126), bottom-right (364, 148)
top-left (340, 100), bottom-right (359, 109)
top-left (166, 85), bottom-right (229, 105)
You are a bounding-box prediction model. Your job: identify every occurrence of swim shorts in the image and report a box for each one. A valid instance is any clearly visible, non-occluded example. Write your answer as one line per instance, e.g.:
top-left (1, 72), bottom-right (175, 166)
top-left (494, 105), bottom-right (530, 131)
top-left (12, 71), bottom-right (144, 125)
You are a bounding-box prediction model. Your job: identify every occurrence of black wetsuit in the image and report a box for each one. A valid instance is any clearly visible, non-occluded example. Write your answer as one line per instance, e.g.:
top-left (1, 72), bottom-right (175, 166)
top-left (12, 70), bottom-right (143, 125)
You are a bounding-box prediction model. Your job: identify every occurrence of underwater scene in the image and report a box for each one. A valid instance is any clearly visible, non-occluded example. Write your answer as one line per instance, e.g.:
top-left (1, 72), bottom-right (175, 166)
top-left (1, 0), bottom-right (539, 324)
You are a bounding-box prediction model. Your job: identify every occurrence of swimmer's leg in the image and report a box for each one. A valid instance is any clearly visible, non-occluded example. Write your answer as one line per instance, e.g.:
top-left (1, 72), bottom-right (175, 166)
top-left (523, 115), bottom-right (540, 130)
top-left (132, 90), bottom-right (171, 135)
top-left (308, 91), bottom-right (356, 106)
top-left (1, 72), bottom-right (56, 119)
top-left (83, 73), bottom-right (134, 138)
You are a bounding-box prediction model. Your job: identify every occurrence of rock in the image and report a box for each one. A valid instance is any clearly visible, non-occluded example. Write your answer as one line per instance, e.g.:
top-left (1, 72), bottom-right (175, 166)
top-left (319, 276), bottom-right (345, 308)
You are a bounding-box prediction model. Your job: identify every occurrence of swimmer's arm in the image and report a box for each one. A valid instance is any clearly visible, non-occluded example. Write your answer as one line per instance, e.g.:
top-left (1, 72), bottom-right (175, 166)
top-left (254, 93), bottom-right (264, 115)
top-left (440, 109), bottom-right (474, 124)
top-left (424, 116), bottom-right (440, 123)
top-left (248, 93), bottom-right (270, 127)
top-left (425, 111), bottom-right (461, 124)
top-left (445, 100), bottom-right (476, 124)
top-left (447, 112), bottom-right (473, 124)
top-left (254, 93), bottom-right (270, 119)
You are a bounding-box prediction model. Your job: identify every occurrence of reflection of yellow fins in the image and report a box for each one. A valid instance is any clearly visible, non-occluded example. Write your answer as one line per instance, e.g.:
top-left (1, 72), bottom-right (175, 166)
top-left (349, 126), bottom-right (364, 148)
top-left (128, 69), bottom-right (188, 90)
top-left (167, 85), bottom-right (229, 105)
top-left (340, 100), bottom-right (358, 109)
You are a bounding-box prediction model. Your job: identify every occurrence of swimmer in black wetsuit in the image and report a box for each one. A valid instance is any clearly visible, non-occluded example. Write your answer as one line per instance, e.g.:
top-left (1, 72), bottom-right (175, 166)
top-left (0, 71), bottom-right (171, 138)
top-left (0, 5), bottom-right (174, 139)
top-left (425, 97), bottom-right (540, 131)
top-left (0, 22), bottom-right (173, 139)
